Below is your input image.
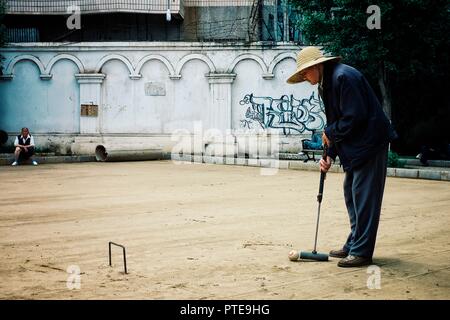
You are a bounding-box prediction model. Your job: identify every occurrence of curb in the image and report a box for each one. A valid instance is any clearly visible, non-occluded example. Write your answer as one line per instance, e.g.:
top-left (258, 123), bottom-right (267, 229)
top-left (401, 158), bottom-right (450, 168)
top-left (1, 153), bottom-right (448, 182)
top-left (0, 155), bottom-right (96, 166)
top-left (174, 155), bottom-right (449, 182)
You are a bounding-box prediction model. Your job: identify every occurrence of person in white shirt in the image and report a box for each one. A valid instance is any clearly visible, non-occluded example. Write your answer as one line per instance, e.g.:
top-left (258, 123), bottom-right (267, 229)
top-left (12, 127), bottom-right (38, 166)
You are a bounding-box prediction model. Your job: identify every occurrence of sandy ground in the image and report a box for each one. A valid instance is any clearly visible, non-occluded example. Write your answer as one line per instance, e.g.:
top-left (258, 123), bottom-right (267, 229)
top-left (0, 160), bottom-right (449, 300)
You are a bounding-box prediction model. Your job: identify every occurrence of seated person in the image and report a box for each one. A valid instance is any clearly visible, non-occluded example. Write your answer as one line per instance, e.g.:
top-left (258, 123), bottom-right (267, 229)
top-left (12, 127), bottom-right (38, 166)
top-left (302, 130), bottom-right (323, 150)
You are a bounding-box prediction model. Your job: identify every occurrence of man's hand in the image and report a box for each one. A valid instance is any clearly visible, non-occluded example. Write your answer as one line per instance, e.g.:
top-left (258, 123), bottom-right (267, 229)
top-left (322, 132), bottom-right (330, 147)
top-left (320, 156), bottom-right (332, 173)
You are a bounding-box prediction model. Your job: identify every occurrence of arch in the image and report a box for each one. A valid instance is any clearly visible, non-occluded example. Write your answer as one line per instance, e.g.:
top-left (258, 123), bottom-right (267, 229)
top-left (95, 54), bottom-right (135, 75)
top-left (174, 53), bottom-right (216, 78)
top-left (4, 54), bottom-right (46, 76)
top-left (226, 53), bottom-right (268, 74)
top-left (135, 54), bottom-right (176, 77)
top-left (268, 52), bottom-right (297, 74)
top-left (45, 54), bottom-right (85, 74)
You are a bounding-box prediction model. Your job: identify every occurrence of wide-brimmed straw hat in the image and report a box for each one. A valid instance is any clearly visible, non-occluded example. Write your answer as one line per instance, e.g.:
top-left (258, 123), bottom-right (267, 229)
top-left (286, 46), bottom-right (341, 84)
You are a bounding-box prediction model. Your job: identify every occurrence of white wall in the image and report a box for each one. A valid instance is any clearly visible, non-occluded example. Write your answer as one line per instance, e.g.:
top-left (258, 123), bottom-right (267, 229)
top-left (0, 59), bottom-right (79, 133)
top-left (0, 42), bottom-right (326, 154)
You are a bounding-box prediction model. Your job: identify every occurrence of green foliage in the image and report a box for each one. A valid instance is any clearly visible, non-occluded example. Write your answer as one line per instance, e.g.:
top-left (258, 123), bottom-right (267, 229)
top-left (290, 0), bottom-right (449, 82)
top-left (289, 0), bottom-right (393, 79)
top-left (289, 0), bottom-right (450, 155)
top-left (388, 150), bottom-right (406, 168)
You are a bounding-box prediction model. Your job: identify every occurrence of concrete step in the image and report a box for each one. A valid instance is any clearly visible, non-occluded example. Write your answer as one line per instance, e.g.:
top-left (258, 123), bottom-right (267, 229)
top-left (0, 154), bottom-right (95, 166)
top-left (2, 152), bottom-right (448, 181)
top-left (174, 154), bottom-right (450, 181)
top-left (0, 152), bottom-right (56, 160)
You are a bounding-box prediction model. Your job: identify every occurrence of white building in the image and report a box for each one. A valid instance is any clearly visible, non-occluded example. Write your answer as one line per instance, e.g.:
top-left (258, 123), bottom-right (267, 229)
top-left (0, 1), bottom-right (324, 157)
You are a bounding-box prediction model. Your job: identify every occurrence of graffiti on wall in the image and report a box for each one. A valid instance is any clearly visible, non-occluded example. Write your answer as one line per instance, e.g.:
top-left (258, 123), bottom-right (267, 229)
top-left (239, 92), bottom-right (325, 135)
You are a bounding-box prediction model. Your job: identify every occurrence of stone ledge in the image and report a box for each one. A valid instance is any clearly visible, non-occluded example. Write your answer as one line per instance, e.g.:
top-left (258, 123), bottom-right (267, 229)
top-left (0, 154), bottom-right (96, 166)
top-left (1, 152), bottom-right (448, 182)
top-left (402, 158), bottom-right (450, 168)
top-left (387, 167), bottom-right (449, 181)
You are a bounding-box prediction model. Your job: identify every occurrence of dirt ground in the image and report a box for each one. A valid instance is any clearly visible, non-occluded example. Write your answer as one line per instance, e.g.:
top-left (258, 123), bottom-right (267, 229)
top-left (0, 160), bottom-right (449, 300)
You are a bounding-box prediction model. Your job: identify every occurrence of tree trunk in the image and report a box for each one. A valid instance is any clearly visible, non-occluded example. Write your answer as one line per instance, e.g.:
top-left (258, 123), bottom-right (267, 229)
top-left (378, 63), bottom-right (392, 120)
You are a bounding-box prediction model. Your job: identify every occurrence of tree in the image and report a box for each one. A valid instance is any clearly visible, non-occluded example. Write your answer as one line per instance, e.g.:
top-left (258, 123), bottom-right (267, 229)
top-left (289, 0), bottom-right (450, 154)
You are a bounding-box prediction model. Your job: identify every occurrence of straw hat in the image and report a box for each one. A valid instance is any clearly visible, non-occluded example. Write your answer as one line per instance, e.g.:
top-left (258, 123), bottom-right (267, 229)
top-left (286, 46), bottom-right (341, 84)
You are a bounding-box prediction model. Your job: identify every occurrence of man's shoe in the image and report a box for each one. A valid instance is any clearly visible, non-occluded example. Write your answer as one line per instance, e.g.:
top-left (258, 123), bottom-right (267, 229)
top-left (32, 160), bottom-right (38, 166)
top-left (337, 255), bottom-right (372, 268)
top-left (329, 249), bottom-right (348, 258)
top-left (11, 161), bottom-right (18, 166)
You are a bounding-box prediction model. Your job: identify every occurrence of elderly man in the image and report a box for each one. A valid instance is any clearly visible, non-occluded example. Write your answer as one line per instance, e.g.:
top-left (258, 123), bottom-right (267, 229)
top-left (287, 47), bottom-right (397, 267)
top-left (12, 127), bottom-right (38, 166)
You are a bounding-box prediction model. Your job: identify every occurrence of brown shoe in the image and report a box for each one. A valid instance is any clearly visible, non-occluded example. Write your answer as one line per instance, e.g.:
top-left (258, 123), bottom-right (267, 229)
top-left (337, 255), bottom-right (372, 268)
top-left (329, 249), bottom-right (348, 258)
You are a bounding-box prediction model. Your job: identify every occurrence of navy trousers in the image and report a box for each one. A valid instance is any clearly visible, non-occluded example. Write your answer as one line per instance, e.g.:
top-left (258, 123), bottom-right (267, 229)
top-left (342, 145), bottom-right (388, 258)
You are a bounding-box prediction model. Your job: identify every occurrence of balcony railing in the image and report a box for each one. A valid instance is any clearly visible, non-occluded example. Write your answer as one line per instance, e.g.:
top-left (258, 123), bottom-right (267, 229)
top-left (184, 0), bottom-right (253, 6)
top-left (6, 0), bottom-right (184, 17)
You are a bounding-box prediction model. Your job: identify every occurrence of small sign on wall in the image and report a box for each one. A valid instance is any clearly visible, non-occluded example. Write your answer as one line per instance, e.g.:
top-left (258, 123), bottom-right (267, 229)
top-left (145, 82), bottom-right (166, 96)
top-left (81, 104), bottom-right (98, 117)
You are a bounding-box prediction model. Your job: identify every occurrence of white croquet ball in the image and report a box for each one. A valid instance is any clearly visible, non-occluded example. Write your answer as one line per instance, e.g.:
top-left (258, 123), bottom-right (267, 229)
top-left (288, 250), bottom-right (300, 261)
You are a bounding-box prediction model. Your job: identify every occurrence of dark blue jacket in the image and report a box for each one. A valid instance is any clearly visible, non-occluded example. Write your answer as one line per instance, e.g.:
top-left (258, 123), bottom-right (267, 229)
top-left (321, 63), bottom-right (397, 171)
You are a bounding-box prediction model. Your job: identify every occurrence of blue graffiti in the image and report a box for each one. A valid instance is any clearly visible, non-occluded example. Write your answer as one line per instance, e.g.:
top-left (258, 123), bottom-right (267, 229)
top-left (239, 92), bottom-right (326, 135)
